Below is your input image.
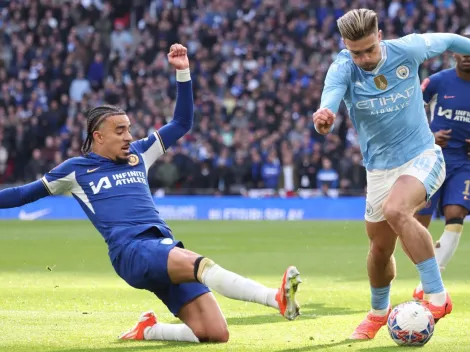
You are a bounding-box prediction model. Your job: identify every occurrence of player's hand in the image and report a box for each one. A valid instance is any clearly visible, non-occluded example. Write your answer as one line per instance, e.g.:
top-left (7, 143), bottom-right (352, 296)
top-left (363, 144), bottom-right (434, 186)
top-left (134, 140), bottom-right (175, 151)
top-left (313, 108), bottom-right (336, 135)
top-left (167, 43), bottom-right (189, 70)
top-left (434, 129), bottom-right (452, 147)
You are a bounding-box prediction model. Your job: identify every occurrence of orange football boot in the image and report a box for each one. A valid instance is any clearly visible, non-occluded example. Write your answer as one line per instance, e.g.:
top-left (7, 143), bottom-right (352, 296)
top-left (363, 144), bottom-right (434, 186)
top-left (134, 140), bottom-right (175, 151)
top-left (351, 307), bottom-right (391, 340)
top-left (119, 311), bottom-right (157, 340)
top-left (275, 266), bottom-right (302, 320)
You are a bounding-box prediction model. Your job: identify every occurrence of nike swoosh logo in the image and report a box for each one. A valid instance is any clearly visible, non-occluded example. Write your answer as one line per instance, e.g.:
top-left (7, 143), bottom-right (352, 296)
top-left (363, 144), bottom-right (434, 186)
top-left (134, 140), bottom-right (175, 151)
top-left (87, 167), bottom-right (100, 173)
top-left (18, 209), bottom-right (51, 221)
top-left (444, 95), bottom-right (455, 99)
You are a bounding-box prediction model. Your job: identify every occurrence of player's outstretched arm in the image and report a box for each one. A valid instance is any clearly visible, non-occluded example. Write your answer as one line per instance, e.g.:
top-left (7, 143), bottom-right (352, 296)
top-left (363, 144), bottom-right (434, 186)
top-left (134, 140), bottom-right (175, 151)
top-left (158, 43), bottom-right (193, 149)
top-left (313, 62), bottom-right (349, 135)
top-left (130, 44), bottom-right (193, 171)
top-left (409, 33), bottom-right (470, 63)
top-left (0, 180), bottom-right (49, 209)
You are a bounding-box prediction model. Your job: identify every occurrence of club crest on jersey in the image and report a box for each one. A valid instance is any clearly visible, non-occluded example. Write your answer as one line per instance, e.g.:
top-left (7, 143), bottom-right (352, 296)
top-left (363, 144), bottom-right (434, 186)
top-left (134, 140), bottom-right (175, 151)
top-left (396, 65), bottom-right (410, 80)
top-left (128, 154), bottom-right (139, 166)
top-left (374, 75), bottom-right (388, 90)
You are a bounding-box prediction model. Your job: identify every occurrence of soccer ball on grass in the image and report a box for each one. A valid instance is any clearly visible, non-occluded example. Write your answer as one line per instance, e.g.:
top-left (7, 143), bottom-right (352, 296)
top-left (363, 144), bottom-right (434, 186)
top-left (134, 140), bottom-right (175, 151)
top-left (387, 301), bottom-right (435, 346)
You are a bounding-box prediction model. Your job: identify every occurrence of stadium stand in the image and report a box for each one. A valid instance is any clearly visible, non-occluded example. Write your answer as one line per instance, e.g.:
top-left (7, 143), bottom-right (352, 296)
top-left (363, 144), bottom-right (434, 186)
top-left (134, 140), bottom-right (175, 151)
top-left (0, 0), bottom-right (467, 196)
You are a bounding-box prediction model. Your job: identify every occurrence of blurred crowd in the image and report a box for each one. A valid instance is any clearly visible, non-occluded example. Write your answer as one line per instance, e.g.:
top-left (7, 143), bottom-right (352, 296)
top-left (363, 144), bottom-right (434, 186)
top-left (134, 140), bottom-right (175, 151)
top-left (0, 0), bottom-right (467, 196)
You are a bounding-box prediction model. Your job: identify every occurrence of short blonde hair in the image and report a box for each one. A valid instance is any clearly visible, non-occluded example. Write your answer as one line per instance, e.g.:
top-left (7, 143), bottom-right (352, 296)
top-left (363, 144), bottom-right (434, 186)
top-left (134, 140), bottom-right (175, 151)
top-left (337, 9), bottom-right (378, 41)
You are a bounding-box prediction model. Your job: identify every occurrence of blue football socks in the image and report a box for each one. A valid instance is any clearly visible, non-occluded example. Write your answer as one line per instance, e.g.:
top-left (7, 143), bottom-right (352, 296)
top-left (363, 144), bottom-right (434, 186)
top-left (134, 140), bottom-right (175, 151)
top-left (416, 257), bottom-right (444, 294)
top-left (371, 285), bottom-right (391, 311)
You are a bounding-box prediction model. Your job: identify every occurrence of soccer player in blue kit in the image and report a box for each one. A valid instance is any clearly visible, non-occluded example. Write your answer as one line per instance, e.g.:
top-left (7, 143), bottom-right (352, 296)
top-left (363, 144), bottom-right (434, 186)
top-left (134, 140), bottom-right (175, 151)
top-left (313, 9), bottom-right (470, 340)
top-left (413, 37), bottom-right (470, 300)
top-left (0, 44), bottom-right (302, 343)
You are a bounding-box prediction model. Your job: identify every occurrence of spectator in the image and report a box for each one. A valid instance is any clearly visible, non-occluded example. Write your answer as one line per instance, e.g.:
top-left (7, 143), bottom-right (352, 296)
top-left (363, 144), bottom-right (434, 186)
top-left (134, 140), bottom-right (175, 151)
top-left (154, 153), bottom-right (179, 189)
top-left (317, 157), bottom-right (339, 192)
top-left (279, 150), bottom-right (298, 194)
top-left (262, 149), bottom-right (281, 190)
top-left (0, 0), bottom-right (464, 197)
top-left (25, 149), bottom-right (45, 183)
top-left (69, 70), bottom-right (92, 103)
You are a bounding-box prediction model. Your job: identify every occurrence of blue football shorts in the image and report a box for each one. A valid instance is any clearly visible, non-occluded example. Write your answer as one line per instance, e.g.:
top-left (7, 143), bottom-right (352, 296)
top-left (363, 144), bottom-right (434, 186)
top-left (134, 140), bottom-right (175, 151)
top-left (418, 163), bottom-right (470, 216)
top-left (112, 226), bottom-right (210, 316)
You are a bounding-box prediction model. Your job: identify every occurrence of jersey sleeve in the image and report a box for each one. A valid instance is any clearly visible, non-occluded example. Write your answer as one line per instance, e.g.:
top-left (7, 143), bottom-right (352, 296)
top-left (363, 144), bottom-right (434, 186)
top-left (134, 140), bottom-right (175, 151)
top-left (320, 60), bottom-right (350, 113)
top-left (131, 132), bottom-right (166, 172)
top-left (0, 180), bottom-right (49, 209)
top-left (41, 159), bottom-right (76, 195)
top-left (401, 33), bottom-right (470, 65)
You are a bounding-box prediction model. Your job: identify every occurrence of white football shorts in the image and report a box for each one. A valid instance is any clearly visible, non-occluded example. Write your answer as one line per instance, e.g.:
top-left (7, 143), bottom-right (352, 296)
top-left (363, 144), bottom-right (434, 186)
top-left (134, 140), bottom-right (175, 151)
top-left (365, 144), bottom-right (446, 222)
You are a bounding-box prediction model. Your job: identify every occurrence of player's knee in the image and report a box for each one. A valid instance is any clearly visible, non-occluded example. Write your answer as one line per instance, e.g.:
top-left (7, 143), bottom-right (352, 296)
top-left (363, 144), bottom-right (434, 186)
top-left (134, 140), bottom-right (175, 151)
top-left (212, 326), bottom-right (230, 343)
top-left (445, 207), bottom-right (468, 221)
top-left (370, 240), bottom-right (394, 260)
top-left (195, 325), bottom-right (229, 343)
top-left (382, 201), bottom-right (408, 228)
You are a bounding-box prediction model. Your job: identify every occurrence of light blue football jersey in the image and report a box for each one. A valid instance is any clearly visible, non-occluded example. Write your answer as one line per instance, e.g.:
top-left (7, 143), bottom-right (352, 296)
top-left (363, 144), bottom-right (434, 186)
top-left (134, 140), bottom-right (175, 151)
top-left (321, 33), bottom-right (470, 170)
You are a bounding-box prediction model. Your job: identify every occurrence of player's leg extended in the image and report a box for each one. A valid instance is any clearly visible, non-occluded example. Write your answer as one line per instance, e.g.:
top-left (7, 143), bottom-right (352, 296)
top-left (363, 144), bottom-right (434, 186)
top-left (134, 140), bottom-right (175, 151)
top-left (119, 235), bottom-right (300, 344)
top-left (167, 247), bottom-right (302, 321)
top-left (383, 154), bottom-right (452, 320)
top-left (351, 220), bottom-right (396, 340)
top-left (412, 192), bottom-right (438, 300)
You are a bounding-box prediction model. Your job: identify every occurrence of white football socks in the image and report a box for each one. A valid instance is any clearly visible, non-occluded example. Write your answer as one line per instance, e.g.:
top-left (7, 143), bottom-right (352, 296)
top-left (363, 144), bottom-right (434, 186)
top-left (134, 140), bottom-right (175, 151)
top-left (144, 323), bottom-right (199, 342)
top-left (435, 224), bottom-right (462, 270)
top-left (201, 263), bottom-right (279, 309)
top-left (371, 308), bottom-right (390, 317)
top-left (424, 291), bottom-right (447, 306)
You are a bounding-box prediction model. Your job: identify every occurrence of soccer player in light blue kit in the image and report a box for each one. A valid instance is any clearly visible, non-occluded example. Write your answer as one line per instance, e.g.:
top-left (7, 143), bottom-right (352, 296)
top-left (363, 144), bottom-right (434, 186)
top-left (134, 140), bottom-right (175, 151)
top-left (313, 9), bottom-right (470, 339)
top-left (0, 44), bottom-right (302, 343)
top-left (413, 38), bottom-right (470, 300)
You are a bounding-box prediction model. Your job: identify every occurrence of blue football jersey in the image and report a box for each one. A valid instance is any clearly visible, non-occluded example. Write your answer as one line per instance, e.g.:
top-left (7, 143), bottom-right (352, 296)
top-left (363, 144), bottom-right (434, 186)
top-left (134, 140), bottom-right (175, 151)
top-left (41, 132), bottom-right (170, 258)
top-left (321, 33), bottom-right (470, 170)
top-left (423, 68), bottom-right (470, 165)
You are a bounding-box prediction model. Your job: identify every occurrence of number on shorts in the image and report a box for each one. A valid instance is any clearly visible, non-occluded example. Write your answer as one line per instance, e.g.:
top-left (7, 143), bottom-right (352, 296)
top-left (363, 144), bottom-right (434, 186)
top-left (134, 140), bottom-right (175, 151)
top-left (464, 180), bottom-right (470, 196)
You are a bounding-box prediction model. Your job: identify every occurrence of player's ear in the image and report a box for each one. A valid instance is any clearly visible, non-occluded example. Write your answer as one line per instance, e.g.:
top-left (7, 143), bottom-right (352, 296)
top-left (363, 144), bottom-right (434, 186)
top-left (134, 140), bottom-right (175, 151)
top-left (92, 130), bottom-right (105, 145)
top-left (377, 30), bottom-right (383, 41)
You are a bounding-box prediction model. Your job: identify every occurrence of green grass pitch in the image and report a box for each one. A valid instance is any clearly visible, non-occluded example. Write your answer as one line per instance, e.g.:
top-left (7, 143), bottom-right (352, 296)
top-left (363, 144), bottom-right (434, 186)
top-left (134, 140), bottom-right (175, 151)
top-left (1, 220), bottom-right (469, 351)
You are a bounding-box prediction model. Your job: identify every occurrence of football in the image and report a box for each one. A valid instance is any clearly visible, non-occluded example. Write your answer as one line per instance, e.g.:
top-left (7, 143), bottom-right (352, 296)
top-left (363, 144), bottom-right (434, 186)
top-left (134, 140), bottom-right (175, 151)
top-left (387, 301), bottom-right (435, 346)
